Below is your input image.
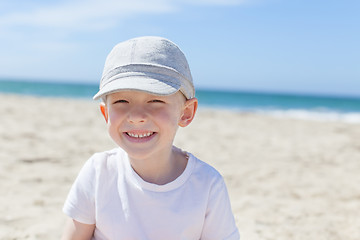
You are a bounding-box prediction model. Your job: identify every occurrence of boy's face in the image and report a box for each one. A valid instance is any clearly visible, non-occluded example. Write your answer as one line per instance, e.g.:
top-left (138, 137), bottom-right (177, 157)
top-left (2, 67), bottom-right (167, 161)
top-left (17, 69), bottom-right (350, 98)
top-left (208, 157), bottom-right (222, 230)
top-left (100, 90), bottom-right (197, 161)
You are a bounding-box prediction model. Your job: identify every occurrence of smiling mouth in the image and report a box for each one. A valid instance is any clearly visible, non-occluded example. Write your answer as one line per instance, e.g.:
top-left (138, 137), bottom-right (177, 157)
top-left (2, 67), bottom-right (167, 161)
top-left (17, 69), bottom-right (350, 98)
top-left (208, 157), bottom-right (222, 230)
top-left (126, 132), bottom-right (155, 138)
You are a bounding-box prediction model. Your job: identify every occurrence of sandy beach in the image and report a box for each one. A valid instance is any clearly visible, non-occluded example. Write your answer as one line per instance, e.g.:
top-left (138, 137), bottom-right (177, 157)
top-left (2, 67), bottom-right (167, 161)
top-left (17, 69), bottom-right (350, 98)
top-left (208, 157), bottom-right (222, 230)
top-left (1, 93), bottom-right (360, 240)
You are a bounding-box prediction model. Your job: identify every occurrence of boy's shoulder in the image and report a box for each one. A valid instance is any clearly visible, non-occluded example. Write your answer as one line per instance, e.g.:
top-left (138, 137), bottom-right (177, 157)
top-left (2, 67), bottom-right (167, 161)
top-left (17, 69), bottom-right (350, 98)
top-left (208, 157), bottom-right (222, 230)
top-left (187, 152), bottom-right (225, 184)
top-left (92, 147), bottom-right (123, 159)
top-left (87, 147), bottom-right (125, 170)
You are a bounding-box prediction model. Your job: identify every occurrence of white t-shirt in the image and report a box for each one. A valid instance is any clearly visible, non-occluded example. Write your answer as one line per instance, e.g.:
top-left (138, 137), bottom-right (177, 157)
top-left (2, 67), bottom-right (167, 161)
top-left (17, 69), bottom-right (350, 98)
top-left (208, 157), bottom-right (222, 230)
top-left (63, 148), bottom-right (239, 240)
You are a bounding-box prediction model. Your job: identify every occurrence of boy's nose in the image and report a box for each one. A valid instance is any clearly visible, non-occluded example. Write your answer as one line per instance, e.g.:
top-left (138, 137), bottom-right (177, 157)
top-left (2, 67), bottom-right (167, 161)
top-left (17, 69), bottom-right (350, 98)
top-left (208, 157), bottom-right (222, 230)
top-left (127, 107), bottom-right (147, 124)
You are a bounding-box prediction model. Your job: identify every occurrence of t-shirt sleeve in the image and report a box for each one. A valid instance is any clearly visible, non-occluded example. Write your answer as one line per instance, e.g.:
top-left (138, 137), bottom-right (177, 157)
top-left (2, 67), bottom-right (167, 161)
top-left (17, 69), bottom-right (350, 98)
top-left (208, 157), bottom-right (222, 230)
top-left (201, 178), bottom-right (240, 240)
top-left (63, 157), bottom-right (96, 225)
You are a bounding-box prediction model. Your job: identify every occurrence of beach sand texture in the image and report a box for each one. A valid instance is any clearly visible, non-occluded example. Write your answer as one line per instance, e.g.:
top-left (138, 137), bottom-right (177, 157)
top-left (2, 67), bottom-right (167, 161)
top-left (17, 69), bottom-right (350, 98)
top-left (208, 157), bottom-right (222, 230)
top-left (1, 94), bottom-right (360, 240)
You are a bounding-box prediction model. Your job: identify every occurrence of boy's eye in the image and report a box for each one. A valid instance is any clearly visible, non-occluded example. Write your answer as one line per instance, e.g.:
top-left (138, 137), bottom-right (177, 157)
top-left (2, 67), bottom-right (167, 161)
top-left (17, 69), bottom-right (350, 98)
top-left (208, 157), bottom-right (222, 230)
top-left (149, 99), bottom-right (165, 103)
top-left (113, 99), bottom-right (129, 104)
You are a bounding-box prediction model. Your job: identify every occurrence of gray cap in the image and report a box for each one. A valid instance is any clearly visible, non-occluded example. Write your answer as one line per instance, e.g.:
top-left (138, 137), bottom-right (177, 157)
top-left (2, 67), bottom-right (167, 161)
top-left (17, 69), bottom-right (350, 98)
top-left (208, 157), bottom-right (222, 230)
top-left (93, 36), bottom-right (195, 100)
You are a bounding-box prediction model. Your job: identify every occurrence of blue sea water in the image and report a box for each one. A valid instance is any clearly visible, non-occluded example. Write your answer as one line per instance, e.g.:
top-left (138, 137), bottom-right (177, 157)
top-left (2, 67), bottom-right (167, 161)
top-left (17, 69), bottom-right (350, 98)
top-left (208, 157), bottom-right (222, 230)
top-left (1, 79), bottom-right (360, 122)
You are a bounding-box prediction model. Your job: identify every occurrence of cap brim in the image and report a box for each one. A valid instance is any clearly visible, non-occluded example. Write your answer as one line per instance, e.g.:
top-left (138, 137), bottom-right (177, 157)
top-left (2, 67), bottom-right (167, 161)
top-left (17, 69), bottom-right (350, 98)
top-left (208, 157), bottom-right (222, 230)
top-left (93, 76), bottom-right (180, 100)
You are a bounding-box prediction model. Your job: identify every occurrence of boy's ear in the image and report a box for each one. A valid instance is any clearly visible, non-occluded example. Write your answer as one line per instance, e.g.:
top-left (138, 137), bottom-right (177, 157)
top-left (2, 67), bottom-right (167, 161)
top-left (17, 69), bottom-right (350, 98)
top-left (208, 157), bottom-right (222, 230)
top-left (100, 103), bottom-right (108, 123)
top-left (179, 98), bottom-right (198, 127)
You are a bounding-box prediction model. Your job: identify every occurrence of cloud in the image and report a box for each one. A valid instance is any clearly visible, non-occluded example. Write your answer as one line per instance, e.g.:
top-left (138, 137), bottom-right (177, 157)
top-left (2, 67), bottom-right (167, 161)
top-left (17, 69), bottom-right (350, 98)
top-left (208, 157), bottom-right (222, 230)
top-left (0, 0), bottom-right (252, 80)
top-left (0, 0), bottom-right (251, 33)
top-left (182, 0), bottom-right (250, 6)
top-left (0, 0), bottom-right (175, 33)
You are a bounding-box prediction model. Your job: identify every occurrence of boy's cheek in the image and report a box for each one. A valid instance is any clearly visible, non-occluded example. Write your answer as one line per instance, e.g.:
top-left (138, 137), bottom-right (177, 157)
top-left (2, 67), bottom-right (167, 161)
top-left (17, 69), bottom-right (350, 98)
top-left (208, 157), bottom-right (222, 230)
top-left (107, 124), bottom-right (121, 141)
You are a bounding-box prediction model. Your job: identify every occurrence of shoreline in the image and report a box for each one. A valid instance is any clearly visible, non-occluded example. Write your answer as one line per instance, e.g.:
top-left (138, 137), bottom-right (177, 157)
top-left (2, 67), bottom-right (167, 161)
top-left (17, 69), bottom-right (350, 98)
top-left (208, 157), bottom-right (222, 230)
top-left (2, 92), bottom-right (360, 124)
top-left (1, 94), bottom-right (360, 239)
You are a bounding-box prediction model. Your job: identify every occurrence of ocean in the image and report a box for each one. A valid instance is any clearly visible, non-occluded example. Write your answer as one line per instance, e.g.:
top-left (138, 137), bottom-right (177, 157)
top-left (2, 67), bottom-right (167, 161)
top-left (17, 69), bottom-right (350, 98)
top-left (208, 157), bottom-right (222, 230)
top-left (1, 79), bottom-right (360, 123)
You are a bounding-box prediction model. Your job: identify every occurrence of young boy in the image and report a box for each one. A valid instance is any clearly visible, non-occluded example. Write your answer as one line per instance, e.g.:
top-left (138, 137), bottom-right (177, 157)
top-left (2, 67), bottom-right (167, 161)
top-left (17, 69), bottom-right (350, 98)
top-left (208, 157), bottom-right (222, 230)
top-left (62, 36), bottom-right (240, 240)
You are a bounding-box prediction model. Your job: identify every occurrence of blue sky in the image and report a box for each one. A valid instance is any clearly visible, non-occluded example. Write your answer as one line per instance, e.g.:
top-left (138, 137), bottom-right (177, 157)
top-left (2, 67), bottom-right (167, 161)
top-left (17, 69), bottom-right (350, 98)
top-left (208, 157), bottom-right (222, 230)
top-left (0, 0), bottom-right (359, 97)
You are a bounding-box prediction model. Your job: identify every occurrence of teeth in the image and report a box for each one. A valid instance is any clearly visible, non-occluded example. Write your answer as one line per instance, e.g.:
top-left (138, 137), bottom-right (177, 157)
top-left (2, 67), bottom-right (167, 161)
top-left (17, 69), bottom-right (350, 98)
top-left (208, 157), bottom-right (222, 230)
top-left (127, 132), bottom-right (153, 138)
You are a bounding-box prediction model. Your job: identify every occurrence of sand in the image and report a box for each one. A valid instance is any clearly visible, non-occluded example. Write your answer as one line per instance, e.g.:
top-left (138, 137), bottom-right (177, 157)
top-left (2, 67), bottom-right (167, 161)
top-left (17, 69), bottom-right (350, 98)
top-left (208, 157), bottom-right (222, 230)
top-left (1, 93), bottom-right (360, 240)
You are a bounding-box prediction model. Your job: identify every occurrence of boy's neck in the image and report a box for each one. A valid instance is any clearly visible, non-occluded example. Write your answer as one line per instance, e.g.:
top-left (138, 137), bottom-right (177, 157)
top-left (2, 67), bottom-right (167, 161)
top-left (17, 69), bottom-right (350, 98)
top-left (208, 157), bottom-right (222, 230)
top-left (128, 146), bottom-right (188, 185)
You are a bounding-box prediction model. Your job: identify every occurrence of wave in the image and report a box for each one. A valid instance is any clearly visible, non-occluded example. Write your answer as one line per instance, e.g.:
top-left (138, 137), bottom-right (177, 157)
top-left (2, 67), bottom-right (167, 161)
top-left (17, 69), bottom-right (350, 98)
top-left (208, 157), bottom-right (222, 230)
top-left (256, 108), bottom-right (360, 123)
